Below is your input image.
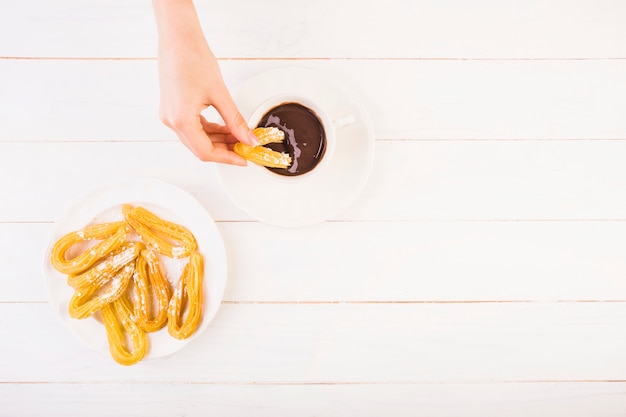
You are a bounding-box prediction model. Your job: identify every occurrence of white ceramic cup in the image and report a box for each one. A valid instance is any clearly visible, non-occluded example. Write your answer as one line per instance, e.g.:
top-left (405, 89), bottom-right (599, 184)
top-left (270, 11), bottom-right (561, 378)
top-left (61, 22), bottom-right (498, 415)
top-left (247, 94), bottom-right (353, 182)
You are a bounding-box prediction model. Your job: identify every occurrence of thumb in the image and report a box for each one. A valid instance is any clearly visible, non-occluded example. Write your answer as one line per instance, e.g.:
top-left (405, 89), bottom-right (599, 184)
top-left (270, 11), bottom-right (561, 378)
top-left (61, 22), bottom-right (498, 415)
top-left (215, 95), bottom-right (259, 146)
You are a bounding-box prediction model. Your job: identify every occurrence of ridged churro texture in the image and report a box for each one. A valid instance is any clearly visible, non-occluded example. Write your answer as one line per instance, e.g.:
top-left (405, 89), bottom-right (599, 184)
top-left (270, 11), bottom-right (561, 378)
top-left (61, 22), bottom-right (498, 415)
top-left (49, 205), bottom-right (205, 366)
top-left (234, 127), bottom-right (292, 168)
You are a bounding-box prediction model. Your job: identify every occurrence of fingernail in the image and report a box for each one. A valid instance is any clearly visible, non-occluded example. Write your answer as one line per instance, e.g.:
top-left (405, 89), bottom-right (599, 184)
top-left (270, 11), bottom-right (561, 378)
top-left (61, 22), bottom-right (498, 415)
top-left (247, 131), bottom-right (260, 146)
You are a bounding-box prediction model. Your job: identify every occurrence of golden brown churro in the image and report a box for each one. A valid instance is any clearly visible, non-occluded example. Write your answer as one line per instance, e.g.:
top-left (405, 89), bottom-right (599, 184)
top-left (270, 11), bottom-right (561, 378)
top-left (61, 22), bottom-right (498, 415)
top-left (50, 204), bottom-right (205, 366)
top-left (123, 204), bottom-right (197, 259)
top-left (68, 260), bottom-right (135, 320)
top-left (50, 221), bottom-right (129, 275)
top-left (132, 249), bottom-right (171, 333)
top-left (234, 127), bottom-right (292, 168)
top-left (101, 294), bottom-right (148, 366)
top-left (167, 251), bottom-right (204, 340)
top-left (66, 243), bottom-right (143, 289)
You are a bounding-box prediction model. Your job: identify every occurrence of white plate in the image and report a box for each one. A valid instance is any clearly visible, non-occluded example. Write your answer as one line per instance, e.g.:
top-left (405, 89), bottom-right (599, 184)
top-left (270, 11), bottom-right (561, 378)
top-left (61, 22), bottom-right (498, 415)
top-left (43, 177), bottom-right (228, 362)
top-left (216, 66), bottom-right (375, 227)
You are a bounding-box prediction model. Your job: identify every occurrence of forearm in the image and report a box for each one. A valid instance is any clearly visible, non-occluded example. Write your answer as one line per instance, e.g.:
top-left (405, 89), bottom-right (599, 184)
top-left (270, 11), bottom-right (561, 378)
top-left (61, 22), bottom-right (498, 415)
top-left (150, 0), bottom-right (256, 162)
top-left (152, 0), bottom-right (206, 52)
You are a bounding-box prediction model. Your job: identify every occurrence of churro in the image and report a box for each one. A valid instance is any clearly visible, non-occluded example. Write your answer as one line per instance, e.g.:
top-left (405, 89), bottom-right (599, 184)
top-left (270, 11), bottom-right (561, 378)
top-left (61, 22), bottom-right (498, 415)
top-left (132, 249), bottom-right (171, 333)
top-left (101, 294), bottom-right (148, 366)
top-left (50, 204), bottom-right (205, 365)
top-left (234, 127), bottom-right (291, 168)
top-left (50, 221), bottom-right (129, 275)
top-left (123, 204), bottom-right (197, 259)
top-left (167, 252), bottom-right (204, 340)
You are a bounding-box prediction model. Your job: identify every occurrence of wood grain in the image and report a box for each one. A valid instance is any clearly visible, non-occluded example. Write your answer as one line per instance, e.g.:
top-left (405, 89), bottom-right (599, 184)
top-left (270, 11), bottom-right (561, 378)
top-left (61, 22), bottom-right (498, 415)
top-left (1, 0), bottom-right (625, 59)
top-left (2, 0), bottom-right (626, 414)
top-left (2, 303), bottom-right (625, 382)
top-left (2, 59), bottom-right (625, 141)
top-left (3, 140), bottom-right (626, 222)
top-left (2, 382), bottom-right (626, 417)
top-left (5, 221), bottom-right (626, 302)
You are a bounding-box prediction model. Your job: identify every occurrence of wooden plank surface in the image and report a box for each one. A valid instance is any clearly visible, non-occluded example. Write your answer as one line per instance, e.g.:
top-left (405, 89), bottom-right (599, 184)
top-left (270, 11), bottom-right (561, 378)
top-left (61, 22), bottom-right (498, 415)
top-left (1, 0), bottom-right (625, 59)
top-left (3, 382), bottom-right (626, 417)
top-left (2, 303), bottom-right (626, 382)
top-left (2, 59), bottom-right (625, 141)
top-left (3, 140), bottom-right (626, 223)
top-left (2, 0), bottom-right (626, 415)
top-left (5, 221), bottom-right (626, 303)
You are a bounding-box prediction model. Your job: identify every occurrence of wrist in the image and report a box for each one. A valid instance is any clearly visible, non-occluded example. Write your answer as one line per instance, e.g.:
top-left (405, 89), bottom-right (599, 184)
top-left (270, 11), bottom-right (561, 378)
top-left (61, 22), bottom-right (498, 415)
top-left (152, 0), bottom-right (202, 40)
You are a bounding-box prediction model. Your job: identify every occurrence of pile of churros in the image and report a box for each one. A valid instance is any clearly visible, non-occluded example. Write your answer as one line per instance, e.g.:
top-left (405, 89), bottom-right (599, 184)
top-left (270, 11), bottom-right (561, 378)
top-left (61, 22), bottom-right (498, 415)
top-left (50, 204), bottom-right (204, 366)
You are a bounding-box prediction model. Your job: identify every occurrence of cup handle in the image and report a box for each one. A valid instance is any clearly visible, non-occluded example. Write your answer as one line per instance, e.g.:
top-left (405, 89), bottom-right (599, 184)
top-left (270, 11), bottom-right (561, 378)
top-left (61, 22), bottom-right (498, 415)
top-left (332, 114), bottom-right (356, 130)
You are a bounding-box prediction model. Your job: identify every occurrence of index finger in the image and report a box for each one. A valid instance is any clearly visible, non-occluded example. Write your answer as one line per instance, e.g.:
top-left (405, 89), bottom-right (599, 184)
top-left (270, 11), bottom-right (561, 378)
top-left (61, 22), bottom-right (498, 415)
top-left (176, 117), bottom-right (247, 165)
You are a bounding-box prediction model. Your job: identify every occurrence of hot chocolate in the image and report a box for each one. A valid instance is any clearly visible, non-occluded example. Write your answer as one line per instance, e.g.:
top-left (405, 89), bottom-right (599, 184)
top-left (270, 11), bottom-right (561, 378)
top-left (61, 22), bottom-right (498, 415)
top-left (256, 102), bottom-right (327, 176)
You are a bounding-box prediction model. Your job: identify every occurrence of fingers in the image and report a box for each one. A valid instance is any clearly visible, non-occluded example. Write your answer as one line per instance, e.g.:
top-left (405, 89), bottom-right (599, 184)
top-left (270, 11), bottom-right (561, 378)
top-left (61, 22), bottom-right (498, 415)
top-left (213, 93), bottom-right (260, 147)
top-left (199, 116), bottom-right (237, 144)
top-left (173, 115), bottom-right (247, 166)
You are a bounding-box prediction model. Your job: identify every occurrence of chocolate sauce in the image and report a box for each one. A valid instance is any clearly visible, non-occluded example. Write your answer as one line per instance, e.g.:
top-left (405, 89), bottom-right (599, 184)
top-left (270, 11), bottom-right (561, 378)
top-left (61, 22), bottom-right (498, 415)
top-left (257, 102), bottom-right (326, 176)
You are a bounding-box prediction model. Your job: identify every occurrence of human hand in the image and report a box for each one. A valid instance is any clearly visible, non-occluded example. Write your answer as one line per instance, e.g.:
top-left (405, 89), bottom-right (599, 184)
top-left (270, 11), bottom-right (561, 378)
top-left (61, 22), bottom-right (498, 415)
top-left (152, 0), bottom-right (259, 164)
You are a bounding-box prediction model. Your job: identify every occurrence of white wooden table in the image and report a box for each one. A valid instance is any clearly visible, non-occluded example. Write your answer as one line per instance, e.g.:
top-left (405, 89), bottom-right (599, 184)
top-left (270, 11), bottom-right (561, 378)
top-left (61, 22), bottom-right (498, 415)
top-left (2, 0), bottom-right (626, 415)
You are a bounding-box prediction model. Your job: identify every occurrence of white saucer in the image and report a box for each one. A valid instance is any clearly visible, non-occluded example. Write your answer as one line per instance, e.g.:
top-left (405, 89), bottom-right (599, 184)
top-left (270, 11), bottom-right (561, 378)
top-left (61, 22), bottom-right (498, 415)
top-left (43, 177), bottom-right (228, 362)
top-left (216, 66), bottom-right (375, 227)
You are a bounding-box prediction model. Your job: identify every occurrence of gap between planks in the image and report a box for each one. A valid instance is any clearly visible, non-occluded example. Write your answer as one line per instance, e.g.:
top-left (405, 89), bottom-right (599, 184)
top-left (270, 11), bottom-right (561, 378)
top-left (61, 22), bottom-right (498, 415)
top-left (1, 56), bottom-right (626, 61)
top-left (5, 138), bottom-right (626, 143)
top-left (3, 300), bottom-right (626, 305)
top-left (6, 219), bottom-right (626, 225)
top-left (2, 379), bottom-right (626, 386)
